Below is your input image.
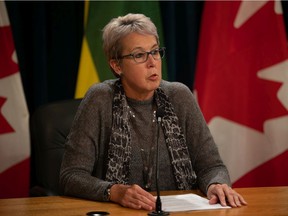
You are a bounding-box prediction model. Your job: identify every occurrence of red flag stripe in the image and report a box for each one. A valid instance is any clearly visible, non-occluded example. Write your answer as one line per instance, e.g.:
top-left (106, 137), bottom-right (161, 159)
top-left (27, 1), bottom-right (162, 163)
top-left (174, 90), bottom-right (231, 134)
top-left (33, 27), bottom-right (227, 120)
top-left (0, 1), bottom-right (30, 198)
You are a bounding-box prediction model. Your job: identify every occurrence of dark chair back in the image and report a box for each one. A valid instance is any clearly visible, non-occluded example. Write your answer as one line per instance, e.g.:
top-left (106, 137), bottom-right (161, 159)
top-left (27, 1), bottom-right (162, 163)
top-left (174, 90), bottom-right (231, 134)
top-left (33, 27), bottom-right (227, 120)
top-left (30, 99), bottom-right (81, 196)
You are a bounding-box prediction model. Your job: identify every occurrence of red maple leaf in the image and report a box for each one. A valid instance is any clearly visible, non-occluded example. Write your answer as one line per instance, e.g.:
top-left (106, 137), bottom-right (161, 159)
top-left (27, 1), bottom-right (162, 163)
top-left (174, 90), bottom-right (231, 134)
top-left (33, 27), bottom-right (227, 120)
top-left (195, 1), bottom-right (288, 132)
top-left (0, 97), bottom-right (14, 134)
top-left (0, 26), bottom-right (18, 78)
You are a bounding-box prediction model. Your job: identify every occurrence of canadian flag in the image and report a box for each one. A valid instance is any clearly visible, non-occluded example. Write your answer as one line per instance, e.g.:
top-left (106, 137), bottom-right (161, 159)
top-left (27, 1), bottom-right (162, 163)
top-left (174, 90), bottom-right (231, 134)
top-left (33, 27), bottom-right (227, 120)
top-left (195, 1), bottom-right (288, 187)
top-left (0, 2), bottom-right (30, 197)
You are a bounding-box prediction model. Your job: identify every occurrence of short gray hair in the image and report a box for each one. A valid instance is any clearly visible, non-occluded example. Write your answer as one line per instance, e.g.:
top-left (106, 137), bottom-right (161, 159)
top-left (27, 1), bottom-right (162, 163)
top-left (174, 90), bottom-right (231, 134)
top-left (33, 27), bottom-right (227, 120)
top-left (102, 13), bottom-right (159, 61)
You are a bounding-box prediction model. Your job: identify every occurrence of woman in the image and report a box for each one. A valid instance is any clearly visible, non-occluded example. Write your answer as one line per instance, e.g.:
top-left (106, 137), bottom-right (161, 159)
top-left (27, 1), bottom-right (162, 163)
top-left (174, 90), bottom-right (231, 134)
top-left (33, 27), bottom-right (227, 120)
top-left (60, 13), bottom-right (247, 211)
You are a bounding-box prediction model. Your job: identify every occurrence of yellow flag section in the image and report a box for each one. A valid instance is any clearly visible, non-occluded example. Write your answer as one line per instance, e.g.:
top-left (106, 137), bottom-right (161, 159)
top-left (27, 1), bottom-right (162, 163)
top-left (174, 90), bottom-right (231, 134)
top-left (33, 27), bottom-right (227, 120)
top-left (75, 1), bottom-right (166, 98)
top-left (75, 1), bottom-right (99, 98)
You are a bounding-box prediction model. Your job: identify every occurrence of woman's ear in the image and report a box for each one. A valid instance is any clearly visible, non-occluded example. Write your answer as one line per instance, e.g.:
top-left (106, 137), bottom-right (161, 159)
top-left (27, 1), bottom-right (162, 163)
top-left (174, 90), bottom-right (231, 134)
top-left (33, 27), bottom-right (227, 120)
top-left (109, 59), bottom-right (122, 76)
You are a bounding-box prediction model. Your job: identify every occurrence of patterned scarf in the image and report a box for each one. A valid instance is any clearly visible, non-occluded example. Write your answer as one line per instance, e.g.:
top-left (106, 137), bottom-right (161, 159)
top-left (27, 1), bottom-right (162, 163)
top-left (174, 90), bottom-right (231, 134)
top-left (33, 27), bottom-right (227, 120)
top-left (105, 79), bottom-right (196, 190)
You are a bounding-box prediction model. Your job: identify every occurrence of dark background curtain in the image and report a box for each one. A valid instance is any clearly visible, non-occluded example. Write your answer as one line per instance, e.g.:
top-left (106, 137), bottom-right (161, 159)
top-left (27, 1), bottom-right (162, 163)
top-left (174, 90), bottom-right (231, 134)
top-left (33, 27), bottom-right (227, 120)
top-left (161, 1), bottom-right (203, 88)
top-left (6, 1), bottom-right (84, 113)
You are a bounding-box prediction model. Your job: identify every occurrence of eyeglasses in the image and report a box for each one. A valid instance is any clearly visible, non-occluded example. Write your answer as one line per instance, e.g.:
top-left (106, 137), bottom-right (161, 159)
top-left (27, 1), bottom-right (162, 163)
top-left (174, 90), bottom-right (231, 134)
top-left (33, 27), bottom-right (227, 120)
top-left (118, 47), bottom-right (165, 63)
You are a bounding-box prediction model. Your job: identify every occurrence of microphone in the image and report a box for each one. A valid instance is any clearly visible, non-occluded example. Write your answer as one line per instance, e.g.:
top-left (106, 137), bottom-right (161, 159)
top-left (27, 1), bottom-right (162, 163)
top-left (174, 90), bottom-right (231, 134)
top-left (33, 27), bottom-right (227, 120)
top-left (148, 108), bottom-right (169, 216)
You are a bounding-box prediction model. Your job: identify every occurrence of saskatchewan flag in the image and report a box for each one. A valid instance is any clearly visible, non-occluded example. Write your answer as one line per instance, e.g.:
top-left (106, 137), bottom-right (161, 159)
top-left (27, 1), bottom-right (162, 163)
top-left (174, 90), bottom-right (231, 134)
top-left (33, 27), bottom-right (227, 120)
top-left (75, 1), bottom-right (167, 98)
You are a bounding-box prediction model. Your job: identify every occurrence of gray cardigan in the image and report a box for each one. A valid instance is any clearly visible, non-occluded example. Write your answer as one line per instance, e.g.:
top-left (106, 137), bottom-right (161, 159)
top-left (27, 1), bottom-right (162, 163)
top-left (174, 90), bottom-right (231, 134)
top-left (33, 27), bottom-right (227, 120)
top-left (60, 79), bottom-right (230, 201)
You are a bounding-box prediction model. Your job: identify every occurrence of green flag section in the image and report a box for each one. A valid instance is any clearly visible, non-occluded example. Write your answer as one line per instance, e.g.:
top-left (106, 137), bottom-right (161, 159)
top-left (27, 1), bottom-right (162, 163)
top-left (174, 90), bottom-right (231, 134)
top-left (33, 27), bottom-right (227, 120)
top-left (75, 1), bottom-right (167, 98)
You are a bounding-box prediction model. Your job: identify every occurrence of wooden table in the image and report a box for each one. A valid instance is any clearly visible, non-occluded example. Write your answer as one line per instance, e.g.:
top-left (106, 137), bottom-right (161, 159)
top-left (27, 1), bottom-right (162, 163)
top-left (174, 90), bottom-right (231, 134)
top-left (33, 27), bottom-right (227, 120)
top-left (0, 187), bottom-right (287, 215)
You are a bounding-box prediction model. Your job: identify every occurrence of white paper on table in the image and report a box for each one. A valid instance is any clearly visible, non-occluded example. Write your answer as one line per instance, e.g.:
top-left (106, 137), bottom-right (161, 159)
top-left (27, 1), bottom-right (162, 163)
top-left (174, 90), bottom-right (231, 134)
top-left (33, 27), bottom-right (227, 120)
top-left (161, 193), bottom-right (231, 212)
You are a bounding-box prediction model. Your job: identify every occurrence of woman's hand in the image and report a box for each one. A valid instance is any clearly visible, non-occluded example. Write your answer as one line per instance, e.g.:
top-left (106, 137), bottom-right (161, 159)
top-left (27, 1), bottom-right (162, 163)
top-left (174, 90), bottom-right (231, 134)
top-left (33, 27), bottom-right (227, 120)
top-left (207, 183), bottom-right (247, 207)
top-left (110, 184), bottom-right (156, 210)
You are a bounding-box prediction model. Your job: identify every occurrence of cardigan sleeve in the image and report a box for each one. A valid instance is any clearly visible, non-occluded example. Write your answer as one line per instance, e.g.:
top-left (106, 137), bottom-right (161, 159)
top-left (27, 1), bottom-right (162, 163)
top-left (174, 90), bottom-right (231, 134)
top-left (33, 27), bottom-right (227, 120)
top-left (59, 81), bottom-right (115, 201)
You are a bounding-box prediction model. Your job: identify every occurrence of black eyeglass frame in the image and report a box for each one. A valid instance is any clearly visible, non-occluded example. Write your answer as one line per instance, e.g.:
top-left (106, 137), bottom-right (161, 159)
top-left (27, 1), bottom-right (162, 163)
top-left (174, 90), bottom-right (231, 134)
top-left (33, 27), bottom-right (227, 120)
top-left (117, 47), bottom-right (166, 63)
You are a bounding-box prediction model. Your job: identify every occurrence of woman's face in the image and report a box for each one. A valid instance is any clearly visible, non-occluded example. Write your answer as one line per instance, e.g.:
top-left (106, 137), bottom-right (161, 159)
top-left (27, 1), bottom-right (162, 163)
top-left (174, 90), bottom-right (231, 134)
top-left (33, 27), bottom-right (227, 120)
top-left (110, 32), bottom-right (162, 101)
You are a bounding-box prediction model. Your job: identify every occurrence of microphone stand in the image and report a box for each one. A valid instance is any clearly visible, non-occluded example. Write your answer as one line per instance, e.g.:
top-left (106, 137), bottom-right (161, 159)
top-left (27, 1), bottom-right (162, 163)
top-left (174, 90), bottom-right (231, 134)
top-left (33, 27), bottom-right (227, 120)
top-left (148, 109), bottom-right (169, 216)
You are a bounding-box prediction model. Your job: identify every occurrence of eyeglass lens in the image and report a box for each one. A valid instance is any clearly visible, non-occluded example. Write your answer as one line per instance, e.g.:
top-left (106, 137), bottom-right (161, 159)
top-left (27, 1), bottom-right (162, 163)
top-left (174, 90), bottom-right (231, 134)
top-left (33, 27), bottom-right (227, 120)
top-left (133, 48), bottom-right (165, 63)
top-left (137, 49), bottom-right (164, 63)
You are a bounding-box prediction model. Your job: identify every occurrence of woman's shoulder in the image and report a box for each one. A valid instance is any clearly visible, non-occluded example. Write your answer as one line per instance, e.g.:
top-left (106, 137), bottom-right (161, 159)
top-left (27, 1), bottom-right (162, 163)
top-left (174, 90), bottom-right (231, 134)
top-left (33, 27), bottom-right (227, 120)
top-left (160, 80), bottom-right (192, 96)
top-left (89, 79), bottom-right (116, 91)
top-left (85, 79), bottom-right (116, 98)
